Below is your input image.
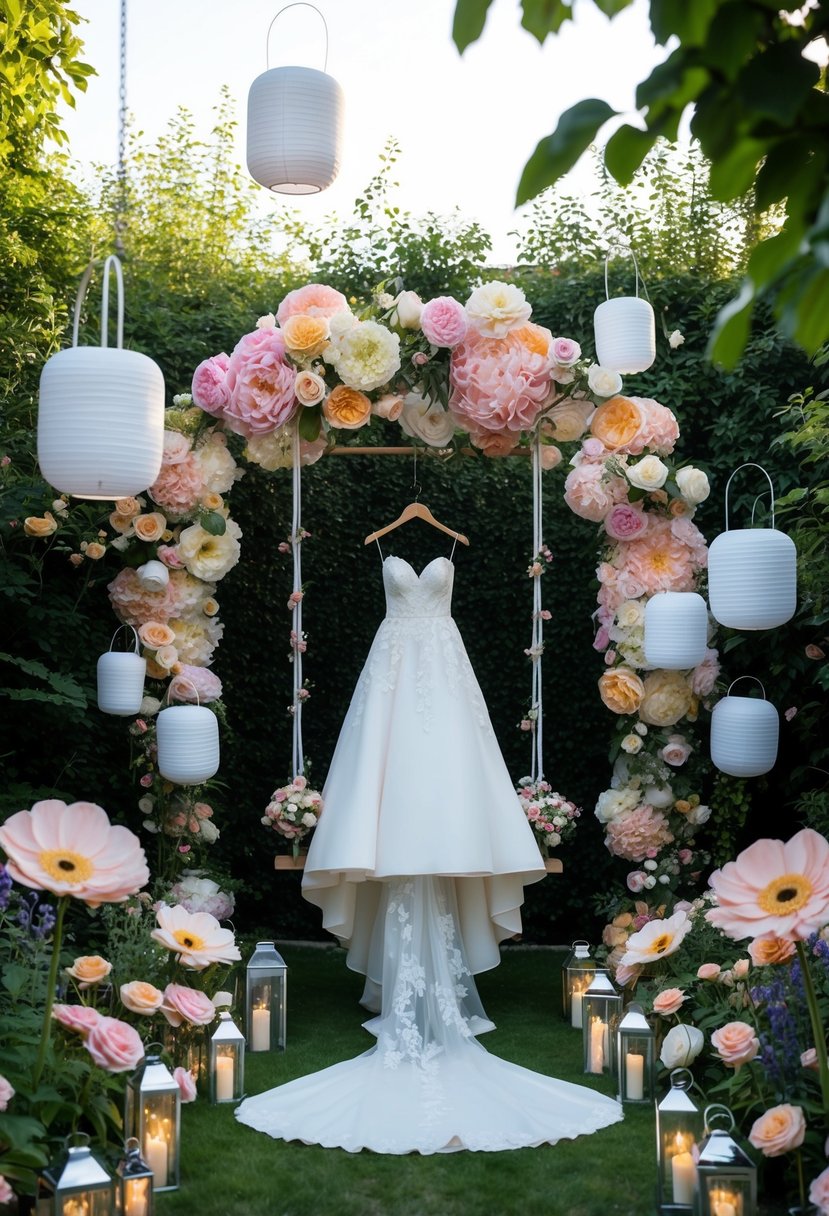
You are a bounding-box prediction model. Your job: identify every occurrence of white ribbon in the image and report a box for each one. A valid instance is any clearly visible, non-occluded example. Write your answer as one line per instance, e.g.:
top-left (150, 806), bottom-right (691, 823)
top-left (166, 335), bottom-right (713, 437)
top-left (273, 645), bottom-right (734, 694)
top-left (291, 420), bottom-right (304, 778)
top-left (530, 433), bottom-right (544, 783)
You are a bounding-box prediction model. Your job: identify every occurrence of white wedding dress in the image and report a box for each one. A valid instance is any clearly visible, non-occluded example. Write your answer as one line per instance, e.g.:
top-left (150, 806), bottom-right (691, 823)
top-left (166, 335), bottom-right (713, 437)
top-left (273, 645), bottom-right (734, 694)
top-left (236, 552), bottom-right (622, 1152)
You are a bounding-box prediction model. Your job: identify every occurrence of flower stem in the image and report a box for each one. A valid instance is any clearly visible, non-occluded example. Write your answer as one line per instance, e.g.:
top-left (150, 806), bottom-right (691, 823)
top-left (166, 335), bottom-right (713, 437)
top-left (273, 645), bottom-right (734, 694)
top-left (33, 895), bottom-right (67, 1090)
top-left (795, 940), bottom-right (829, 1117)
top-left (796, 1147), bottom-right (807, 1209)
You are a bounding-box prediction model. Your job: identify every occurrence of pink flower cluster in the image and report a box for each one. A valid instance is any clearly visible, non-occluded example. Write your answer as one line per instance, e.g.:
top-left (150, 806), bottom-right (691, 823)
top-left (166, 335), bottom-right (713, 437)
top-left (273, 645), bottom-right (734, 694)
top-left (449, 326), bottom-right (555, 441)
top-left (597, 516), bottom-right (708, 617)
top-left (262, 776), bottom-right (323, 842)
top-left (604, 804), bottom-right (674, 862)
top-left (52, 1004), bottom-right (144, 1072)
top-left (516, 778), bottom-right (581, 851)
top-left (192, 325), bottom-right (297, 438)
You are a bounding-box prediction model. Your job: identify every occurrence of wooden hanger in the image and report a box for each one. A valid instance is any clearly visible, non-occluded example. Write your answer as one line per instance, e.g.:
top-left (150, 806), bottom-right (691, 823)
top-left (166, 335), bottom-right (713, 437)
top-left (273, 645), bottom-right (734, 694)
top-left (364, 501), bottom-right (469, 547)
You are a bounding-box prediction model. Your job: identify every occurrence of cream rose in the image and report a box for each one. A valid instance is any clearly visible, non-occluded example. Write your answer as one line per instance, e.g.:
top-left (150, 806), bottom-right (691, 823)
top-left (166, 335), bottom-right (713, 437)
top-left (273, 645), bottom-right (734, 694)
top-left (23, 512), bottom-right (58, 538)
top-left (399, 396), bottom-right (456, 447)
top-left (639, 671), bottom-right (693, 727)
top-left (616, 599), bottom-right (646, 630)
top-left (599, 666), bottom-right (645, 715)
top-left (621, 733), bottom-right (643, 754)
top-left (748, 1104), bottom-right (806, 1157)
top-left (84, 542), bottom-right (106, 560)
top-left (178, 519), bottom-right (242, 582)
top-left (109, 511), bottom-right (136, 536)
top-left (294, 369), bottom-right (327, 406)
top-left (66, 955), bottom-right (112, 985)
top-left (545, 397), bottom-right (593, 442)
top-left (675, 465), bottom-right (710, 504)
top-left (120, 980), bottom-right (164, 1014)
top-left (659, 1023), bottom-right (704, 1068)
top-left (133, 512), bottom-right (167, 543)
top-left (626, 454), bottom-right (669, 491)
top-left (464, 281), bottom-right (531, 338)
top-left (594, 787), bottom-right (640, 824)
top-left (391, 290), bottom-right (423, 329)
top-left (587, 364), bottom-right (623, 398)
top-left (711, 1021), bottom-right (760, 1069)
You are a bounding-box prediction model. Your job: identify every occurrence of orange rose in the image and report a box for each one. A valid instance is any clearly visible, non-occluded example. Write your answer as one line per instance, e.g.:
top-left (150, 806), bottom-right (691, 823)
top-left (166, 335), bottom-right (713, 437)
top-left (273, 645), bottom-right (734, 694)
top-left (323, 385), bottom-right (372, 430)
top-left (512, 323), bottom-right (552, 358)
top-left (109, 511), bottom-right (135, 535)
top-left (133, 512), bottom-right (167, 543)
top-left (598, 666), bottom-right (645, 715)
top-left (138, 621), bottom-right (176, 649)
top-left (590, 395), bottom-right (643, 449)
top-left (67, 955), bottom-right (112, 985)
top-left (24, 512), bottom-right (58, 538)
top-left (748, 935), bottom-right (797, 966)
top-left (281, 314), bottom-right (329, 359)
top-left (120, 980), bottom-right (164, 1015)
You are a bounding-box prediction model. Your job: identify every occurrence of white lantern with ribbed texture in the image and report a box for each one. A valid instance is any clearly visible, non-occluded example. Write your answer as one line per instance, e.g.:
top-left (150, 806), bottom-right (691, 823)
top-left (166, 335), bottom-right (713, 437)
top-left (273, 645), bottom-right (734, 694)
top-left (247, 6), bottom-right (343, 195)
top-left (710, 678), bottom-right (779, 778)
top-left (38, 256), bottom-right (164, 499)
top-left (97, 626), bottom-right (146, 717)
top-left (644, 592), bottom-right (708, 670)
top-left (708, 464), bottom-right (796, 629)
top-left (137, 560), bottom-right (170, 592)
top-left (157, 681), bottom-right (220, 785)
top-left (593, 247), bottom-right (655, 374)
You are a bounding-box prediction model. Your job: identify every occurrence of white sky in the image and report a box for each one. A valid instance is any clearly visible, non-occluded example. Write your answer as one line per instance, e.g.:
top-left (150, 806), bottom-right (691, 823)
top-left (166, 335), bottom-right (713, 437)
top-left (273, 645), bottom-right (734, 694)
top-left (61, 0), bottom-right (665, 263)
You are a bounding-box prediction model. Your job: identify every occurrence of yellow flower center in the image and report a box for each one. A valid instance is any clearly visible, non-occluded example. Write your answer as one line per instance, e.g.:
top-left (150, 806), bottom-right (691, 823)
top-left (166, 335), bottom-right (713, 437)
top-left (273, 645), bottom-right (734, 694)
top-left (647, 933), bottom-right (673, 956)
top-left (173, 929), bottom-right (206, 952)
top-left (39, 849), bottom-right (94, 883)
top-left (648, 548), bottom-right (672, 574)
top-left (757, 873), bottom-right (813, 915)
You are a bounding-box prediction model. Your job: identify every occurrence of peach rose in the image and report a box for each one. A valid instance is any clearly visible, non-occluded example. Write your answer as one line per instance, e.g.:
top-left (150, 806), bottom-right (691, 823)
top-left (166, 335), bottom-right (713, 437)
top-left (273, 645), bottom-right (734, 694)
top-left (599, 666), bottom-right (645, 715)
top-left (602, 924), bottom-right (629, 948)
top-left (146, 658), bottom-right (171, 680)
top-left (748, 935), bottom-right (797, 966)
top-left (133, 512), bottom-right (167, 543)
top-left (732, 958), bottom-right (750, 979)
top-left (281, 313), bottom-right (329, 359)
top-left (160, 982), bottom-right (217, 1027)
top-left (85, 1015), bottom-right (145, 1073)
top-left (652, 987), bottom-right (686, 1016)
top-left (109, 511), bottom-right (136, 535)
top-left (138, 621), bottom-right (176, 649)
top-left (697, 963), bottom-right (721, 981)
top-left (120, 980), bottom-right (164, 1015)
top-left (294, 370), bottom-right (327, 406)
top-left (201, 492), bottom-right (223, 512)
top-left (748, 1104), bottom-right (806, 1157)
top-left (323, 385), bottom-right (372, 430)
top-left (66, 955), bottom-right (112, 986)
top-left (540, 444), bottom-right (562, 471)
top-left (24, 512), bottom-right (58, 538)
top-left (84, 542), bottom-right (106, 560)
top-left (372, 394), bottom-right (404, 421)
top-left (711, 1020), bottom-right (760, 1069)
top-left (638, 670), bottom-right (693, 727)
top-left (590, 395), bottom-right (643, 450)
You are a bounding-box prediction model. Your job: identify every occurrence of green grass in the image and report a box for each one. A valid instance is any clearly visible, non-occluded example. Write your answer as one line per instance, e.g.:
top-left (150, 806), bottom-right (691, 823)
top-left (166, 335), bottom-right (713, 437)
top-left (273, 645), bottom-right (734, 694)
top-left (158, 947), bottom-right (660, 1216)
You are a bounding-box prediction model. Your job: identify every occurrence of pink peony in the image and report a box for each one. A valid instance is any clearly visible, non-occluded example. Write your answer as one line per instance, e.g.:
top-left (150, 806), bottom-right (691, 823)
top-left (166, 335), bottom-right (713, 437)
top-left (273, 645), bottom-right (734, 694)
top-left (168, 664), bottom-right (223, 704)
top-left (670, 515), bottom-right (709, 567)
top-left (810, 1165), bottom-right (829, 1214)
top-left (0, 1075), bottom-right (14, 1111)
top-left (223, 328), bottom-right (297, 437)
top-left (85, 1016), bottom-right (145, 1072)
top-left (449, 326), bottom-right (554, 435)
top-left (0, 800), bottom-right (149, 906)
top-left (707, 827), bottom-right (829, 941)
top-left (652, 988), bottom-right (686, 1016)
top-left (748, 1104), bottom-right (806, 1157)
top-left (711, 1021), bottom-right (760, 1069)
top-left (617, 520), bottom-right (698, 596)
top-left (605, 503), bottom-right (649, 541)
top-left (161, 982), bottom-right (218, 1027)
top-left (420, 296), bottom-right (468, 348)
top-left (108, 567), bottom-right (181, 627)
top-left (157, 544), bottom-right (185, 569)
top-left (604, 805), bottom-right (674, 862)
top-left (52, 1003), bottom-right (103, 1037)
top-left (565, 462), bottom-right (626, 523)
top-left (174, 1065), bottom-right (198, 1102)
top-left (192, 353), bottom-right (232, 414)
top-left (633, 396), bottom-right (680, 456)
top-left (276, 283), bottom-right (349, 324)
top-left (690, 648), bottom-right (720, 696)
top-left (148, 455), bottom-right (205, 519)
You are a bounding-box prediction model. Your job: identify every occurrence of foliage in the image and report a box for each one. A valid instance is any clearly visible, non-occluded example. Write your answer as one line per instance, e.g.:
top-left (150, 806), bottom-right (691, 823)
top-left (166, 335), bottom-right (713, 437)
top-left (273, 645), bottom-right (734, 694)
top-left (453, 0), bottom-right (829, 364)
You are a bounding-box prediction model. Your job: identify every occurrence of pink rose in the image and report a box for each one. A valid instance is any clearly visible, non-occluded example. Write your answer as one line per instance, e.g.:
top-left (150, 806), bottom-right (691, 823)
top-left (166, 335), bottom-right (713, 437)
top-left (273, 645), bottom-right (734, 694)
top-left (614, 962), bottom-right (642, 987)
top-left (294, 369), bottom-right (326, 407)
top-left (711, 1021), bottom-right (760, 1069)
top-left (652, 988), bottom-right (686, 1016)
top-left (604, 503), bottom-right (649, 541)
top-left (810, 1166), bottom-right (829, 1214)
top-left (192, 353), bottom-right (231, 414)
top-left (85, 1016), bottom-right (145, 1073)
top-left (168, 664), bottom-right (223, 704)
top-left (732, 958), bottom-right (750, 979)
top-left (161, 982), bottom-right (217, 1027)
top-left (157, 544), bottom-right (185, 569)
top-left (52, 1003), bottom-right (103, 1037)
top-left (173, 1065), bottom-right (198, 1102)
top-left (626, 870), bottom-right (647, 893)
top-left (551, 336), bottom-right (581, 367)
top-left (748, 1103), bottom-right (806, 1157)
top-left (0, 1074), bottom-right (15, 1111)
top-left (276, 283), bottom-right (349, 324)
top-left (697, 963), bottom-right (721, 981)
top-left (581, 437), bottom-right (605, 458)
top-left (659, 735), bottom-right (693, 767)
top-left (540, 445), bottom-right (563, 471)
top-left (690, 648), bottom-right (720, 696)
top-left (593, 625), bottom-right (610, 652)
top-left (801, 1047), bottom-right (819, 1071)
top-left (420, 296), bottom-right (469, 348)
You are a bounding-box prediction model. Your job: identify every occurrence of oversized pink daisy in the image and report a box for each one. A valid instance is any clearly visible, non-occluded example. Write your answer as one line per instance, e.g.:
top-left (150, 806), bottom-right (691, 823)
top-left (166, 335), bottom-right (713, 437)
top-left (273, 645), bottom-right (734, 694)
top-left (0, 801), bottom-right (149, 907)
top-left (151, 903), bottom-right (240, 970)
top-left (619, 910), bottom-right (692, 967)
top-left (707, 828), bottom-right (829, 941)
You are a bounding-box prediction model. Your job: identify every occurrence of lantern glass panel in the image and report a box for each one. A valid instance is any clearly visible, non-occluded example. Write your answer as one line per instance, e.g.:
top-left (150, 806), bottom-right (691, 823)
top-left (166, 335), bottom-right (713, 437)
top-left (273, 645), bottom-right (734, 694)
top-left (246, 941), bottom-right (287, 1051)
top-left (582, 975), bottom-right (622, 1076)
top-left (699, 1177), bottom-right (754, 1216)
top-left (126, 1056), bottom-right (180, 1192)
top-left (37, 1143), bottom-right (114, 1216)
top-left (656, 1070), bottom-right (705, 1211)
top-left (122, 1176), bottom-right (152, 1216)
top-left (619, 1032), bottom-right (654, 1102)
top-left (561, 941), bottom-right (606, 1025)
top-left (209, 1012), bottom-right (246, 1103)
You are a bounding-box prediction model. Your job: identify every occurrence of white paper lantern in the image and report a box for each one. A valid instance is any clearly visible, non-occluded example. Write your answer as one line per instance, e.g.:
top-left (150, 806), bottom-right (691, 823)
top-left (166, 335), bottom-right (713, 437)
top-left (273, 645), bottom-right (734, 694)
top-left (708, 464), bottom-right (796, 629)
top-left (157, 702), bottom-right (220, 785)
top-left (137, 560), bottom-right (170, 592)
top-left (710, 678), bottom-right (779, 778)
top-left (38, 256), bottom-right (165, 499)
top-left (97, 626), bottom-right (146, 717)
top-left (644, 592), bottom-right (708, 670)
top-left (247, 6), bottom-right (343, 194)
top-left (593, 247), bottom-right (655, 374)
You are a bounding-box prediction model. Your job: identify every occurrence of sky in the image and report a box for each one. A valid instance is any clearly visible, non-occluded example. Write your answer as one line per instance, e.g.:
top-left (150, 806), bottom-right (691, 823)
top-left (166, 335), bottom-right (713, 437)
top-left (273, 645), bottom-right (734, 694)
top-left (61, 0), bottom-right (666, 264)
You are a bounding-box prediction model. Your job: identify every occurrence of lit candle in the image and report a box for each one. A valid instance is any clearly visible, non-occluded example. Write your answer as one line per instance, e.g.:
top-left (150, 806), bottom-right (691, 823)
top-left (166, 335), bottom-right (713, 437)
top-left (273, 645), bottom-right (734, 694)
top-left (251, 1006), bottom-right (271, 1051)
top-left (216, 1053), bottom-right (235, 1101)
top-left (571, 987), bottom-right (584, 1029)
top-left (125, 1179), bottom-right (149, 1216)
top-left (62, 1201), bottom-right (89, 1216)
top-left (625, 1051), bottom-right (644, 1100)
top-left (589, 1017), bottom-right (605, 1073)
top-left (711, 1190), bottom-right (738, 1216)
top-left (671, 1145), bottom-right (697, 1205)
top-left (145, 1129), bottom-right (168, 1189)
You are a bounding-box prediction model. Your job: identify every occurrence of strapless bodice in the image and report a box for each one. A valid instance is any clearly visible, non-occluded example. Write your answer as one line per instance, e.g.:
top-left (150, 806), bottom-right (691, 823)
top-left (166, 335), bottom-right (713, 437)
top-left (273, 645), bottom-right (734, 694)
top-left (383, 556), bottom-right (454, 618)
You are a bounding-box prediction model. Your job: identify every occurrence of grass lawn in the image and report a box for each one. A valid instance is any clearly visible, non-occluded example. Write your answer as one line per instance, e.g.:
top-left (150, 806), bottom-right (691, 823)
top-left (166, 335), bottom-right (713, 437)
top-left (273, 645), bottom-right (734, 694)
top-left (158, 946), bottom-right (659, 1216)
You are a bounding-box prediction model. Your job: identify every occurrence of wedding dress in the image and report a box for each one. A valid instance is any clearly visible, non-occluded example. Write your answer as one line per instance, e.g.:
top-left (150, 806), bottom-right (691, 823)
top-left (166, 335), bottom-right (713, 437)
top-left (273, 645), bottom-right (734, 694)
top-left (236, 551), bottom-right (622, 1152)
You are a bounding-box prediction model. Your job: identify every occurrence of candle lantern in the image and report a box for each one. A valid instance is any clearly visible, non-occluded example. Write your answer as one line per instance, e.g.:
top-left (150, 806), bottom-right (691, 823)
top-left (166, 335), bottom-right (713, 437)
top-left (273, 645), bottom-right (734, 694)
top-left (125, 1047), bottom-right (180, 1192)
top-left (561, 940), bottom-right (606, 1027)
top-left (656, 1068), bottom-right (705, 1213)
top-left (710, 678), bottom-right (779, 778)
top-left (694, 1105), bottom-right (757, 1216)
top-left (115, 1137), bottom-right (154, 1216)
top-left (209, 1011), bottom-right (246, 1103)
top-left (246, 940), bottom-right (287, 1051)
top-left (644, 592), bottom-right (708, 670)
top-left (616, 1002), bottom-right (655, 1104)
top-left (36, 1133), bottom-right (114, 1215)
top-left (582, 972), bottom-right (622, 1077)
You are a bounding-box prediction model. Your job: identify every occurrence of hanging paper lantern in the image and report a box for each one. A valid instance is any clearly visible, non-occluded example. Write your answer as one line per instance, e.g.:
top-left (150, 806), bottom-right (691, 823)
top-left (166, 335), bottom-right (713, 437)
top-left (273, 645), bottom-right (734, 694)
top-left (137, 560), bottom-right (170, 592)
top-left (644, 592), bottom-right (708, 670)
top-left (593, 247), bottom-right (655, 374)
top-left (710, 678), bottom-right (779, 778)
top-left (246, 6), bottom-right (344, 194)
top-left (38, 256), bottom-right (165, 499)
top-left (708, 463), bottom-right (796, 629)
top-left (156, 681), bottom-right (220, 785)
top-left (97, 625), bottom-right (146, 717)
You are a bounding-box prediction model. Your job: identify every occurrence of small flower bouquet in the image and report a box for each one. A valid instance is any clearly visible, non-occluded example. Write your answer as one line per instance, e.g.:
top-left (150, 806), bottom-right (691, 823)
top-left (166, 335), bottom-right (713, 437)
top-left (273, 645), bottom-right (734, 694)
top-left (262, 776), bottom-right (324, 861)
top-left (516, 778), bottom-right (581, 856)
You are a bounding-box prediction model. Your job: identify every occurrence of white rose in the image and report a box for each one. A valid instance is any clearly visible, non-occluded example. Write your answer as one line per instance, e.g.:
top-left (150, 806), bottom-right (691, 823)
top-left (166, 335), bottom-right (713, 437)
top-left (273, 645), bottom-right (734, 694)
top-left (659, 1024), bottom-right (704, 1069)
top-left (301, 811), bottom-right (317, 828)
top-left (199, 819), bottom-right (220, 843)
top-left (587, 364), bottom-right (623, 397)
top-left (659, 874), bottom-right (671, 884)
top-left (668, 329), bottom-right (685, 349)
top-left (294, 369), bottom-right (327, 407)
top-left (643, 783), bottom-right (674, 809)
top-left (546, 831), bottom-right (561, 846)
top-left (644, 859), bottom-right (657, 871)
top-left (140, 695), bottom-right (162, 716)
top-left (110, 534), bottom-right (131, 552)
top-left (194, 432), bottom-right (242, 495)
top-left (688, 803), bottom-right (712, 826)
top-left (675, 466), bottom-right (710, 504)
top-left (399, 396), bottom-right (456, 447)
top-left (595, 787), bottom-right (640, 824)
top-left (621, 734), bottom-right (643, 754)
top-left (464, 281), bottom-right (531, 338)
top-left (644, 875), bottom-right (657, 889)
top-left (616, 600), bottom-right (645, 630)
top-left (627, 455), bottom-right (669, 491)
top-left (178, 519), bottom-right (242, 581)
top-left (392, 290), bottom-right (423, 329)
top-left (634, 722), bottom-right (648, 736)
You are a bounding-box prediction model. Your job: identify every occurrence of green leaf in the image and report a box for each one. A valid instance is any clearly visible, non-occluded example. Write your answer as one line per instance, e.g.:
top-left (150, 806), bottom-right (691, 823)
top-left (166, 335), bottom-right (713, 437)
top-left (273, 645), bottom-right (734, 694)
top-left (702, 4), bottom-right (766, 82)
top-left (200, 511), bottom-right (227, 536)
top-left (649, 0), bottom-right (718, 46)
top-left (604, 124), bottom-right (659, 185)
top-left (2, 963), bottom-right (29, 996)
top-left (516, 99), bottom-right (616, 205)
top-left (298, 406), bottom-right (322, 443)
top-left (592, 0), bottom-right (634, 14)
top-left (520, 0), bottom-right (572, 42)
top-left (452, 0), bottom-right (494, 52)
top-left (747, 225), bottom-right (803, 288)
top-left (708, 281), bottom-right (756, 369)
top-left (736, 43), bottom-right (820, 126)
top-left (708, 138), bottom-right (765, 202)
top-left (0, 1112), bottom-right (48, 1152)
top-left (793, 267), bottom-right (829, 354)
top-left (754, 140), bottom-right (813, 212)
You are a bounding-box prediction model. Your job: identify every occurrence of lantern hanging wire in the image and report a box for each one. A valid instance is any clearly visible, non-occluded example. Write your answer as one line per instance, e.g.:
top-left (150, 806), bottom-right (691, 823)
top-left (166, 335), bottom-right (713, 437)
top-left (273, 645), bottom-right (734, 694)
top-left (114, 0), bottom-right (128, 256)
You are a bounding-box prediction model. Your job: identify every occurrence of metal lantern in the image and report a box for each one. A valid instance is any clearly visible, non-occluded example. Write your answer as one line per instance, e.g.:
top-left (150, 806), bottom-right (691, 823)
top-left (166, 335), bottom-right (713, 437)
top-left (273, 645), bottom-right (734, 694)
top-left (125, 1048), bottom-right (180, 1192)
top-left (582, 972), bottom-right (622, 1077)
top-left (616, 1003), bottom-right (655, 1104)
top-left (593, 246), bottom-right (656, 374)
top-left (561, 940), bottom-right (606, 1027)
top-left (644, 592), bottom-right (708, 670)
top-left (710, 678), bottom-right (779, 778)
top-left (708, 463), bottom-right (796, 629)
top-left (115, 1137), bottom-right (154, 1216)
top-left (37, 256), bottom-right (165, 500)
top-left (656, 1068), bottom-right (705, 1213)
top-left (36, 1134), bottom-right (114, 1216)
top-left (247, 5), bottom-right (344, 195)
top-left (97, 625), bottom-right (146, 717)
top-left (694, 1105), bottom-right (757, 1216)
top-left (209, 1011), bottom-right (246, 1103)
top-left (246, 940), bottom-right (287, 1051)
